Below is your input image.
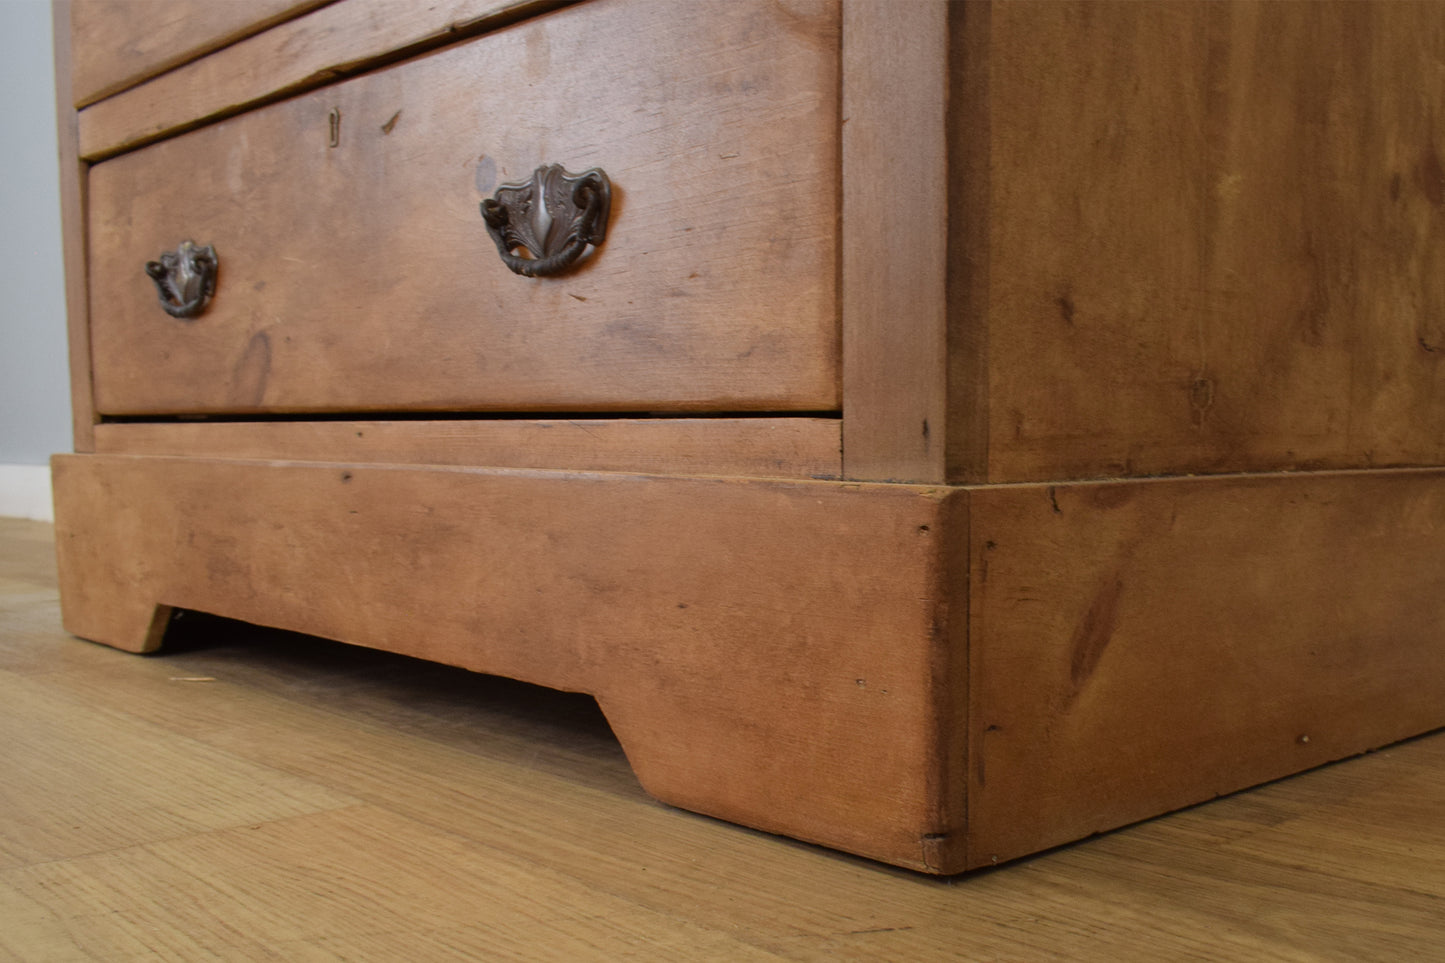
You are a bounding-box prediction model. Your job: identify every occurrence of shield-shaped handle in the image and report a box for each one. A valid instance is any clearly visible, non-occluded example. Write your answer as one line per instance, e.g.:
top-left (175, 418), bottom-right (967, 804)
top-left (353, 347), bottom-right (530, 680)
top-left (144, 241), bottom-right (218, 319)
top-left (481, 165), bottom-right (610, 278)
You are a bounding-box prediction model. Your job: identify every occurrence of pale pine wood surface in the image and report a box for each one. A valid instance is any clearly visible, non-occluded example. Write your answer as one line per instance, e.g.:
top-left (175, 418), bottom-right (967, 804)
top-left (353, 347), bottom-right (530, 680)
top-left (51, 455), bottom-right (956, 871)
top-left (839, 0), bottom-right (949, 484)
top-left (964, 1), bottom-right (1445, 483)
top-left (92, 418), bottom-right (842, 480)
top-left (966, 471), bottom-right (1445, 867)
top-left (4, 516), bottom-right (1444, 960)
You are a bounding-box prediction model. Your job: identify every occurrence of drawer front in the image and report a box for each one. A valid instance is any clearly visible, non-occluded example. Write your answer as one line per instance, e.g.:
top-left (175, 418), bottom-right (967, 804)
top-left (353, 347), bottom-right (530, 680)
top-left (70, 0), bottom-right (326, 107)
top-left (88, 0), bottom-right (840, 416)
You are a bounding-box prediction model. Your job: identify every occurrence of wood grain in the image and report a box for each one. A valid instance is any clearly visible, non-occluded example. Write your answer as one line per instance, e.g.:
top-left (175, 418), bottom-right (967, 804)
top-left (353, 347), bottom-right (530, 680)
top-left (943, 0), bottom-right (992, 484)
top-left (0, 678), bottom-right (357, 870)
top-left (86, 0), bottom-right (840, 417)
top-left (51, 2), bottom-right (94, 452)
top-left (840, 0), bottom-right (949, 483)
top-left (966, 470), bottom-right (1445, 867)
top-left (47, 0), bottom-right (1445, 889)
top-left (5, 514), bottom-right (1445, 958)
top-left (69, 0), bottom-right (328, 109)
top-left (76, 0), bottom-right (561, 159)
top-left (967, 1), bottom-right (1445, 483)
top-left (93, 418), bottom-right (843, 479)
top-left (51, 454), bottom-right (963, 872)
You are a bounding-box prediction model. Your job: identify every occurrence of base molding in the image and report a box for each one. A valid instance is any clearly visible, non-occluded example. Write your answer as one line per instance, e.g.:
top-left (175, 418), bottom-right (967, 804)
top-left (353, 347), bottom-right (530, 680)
top-left (51, 453), bottom-right (1445, 872)
top-left (52, 453), bottom-right (966, 872)
top-left (964, 470), bottom-right (1445, 865)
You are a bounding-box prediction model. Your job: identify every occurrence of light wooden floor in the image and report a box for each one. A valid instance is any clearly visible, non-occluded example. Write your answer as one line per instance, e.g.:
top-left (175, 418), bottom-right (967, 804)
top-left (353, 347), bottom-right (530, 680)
top-left (3, 516), bottom-right (1442, 961)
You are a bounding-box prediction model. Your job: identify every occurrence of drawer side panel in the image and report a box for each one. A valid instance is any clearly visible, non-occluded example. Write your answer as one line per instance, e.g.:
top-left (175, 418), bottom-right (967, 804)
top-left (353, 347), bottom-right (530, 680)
top-left (971, 1), bottom-right (1445, 482)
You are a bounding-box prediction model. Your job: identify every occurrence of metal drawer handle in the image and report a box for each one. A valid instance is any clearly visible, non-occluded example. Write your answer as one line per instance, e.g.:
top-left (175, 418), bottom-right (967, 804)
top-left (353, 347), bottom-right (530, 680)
top-left (481, 165), bottom-right (610, 278)
top-left (144, 241), bottom-right (218, 319)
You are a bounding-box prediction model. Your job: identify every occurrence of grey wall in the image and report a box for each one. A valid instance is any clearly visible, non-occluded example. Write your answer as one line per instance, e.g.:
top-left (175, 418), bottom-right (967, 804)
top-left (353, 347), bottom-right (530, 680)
top-left (0, 0), bottom-right (72, 465)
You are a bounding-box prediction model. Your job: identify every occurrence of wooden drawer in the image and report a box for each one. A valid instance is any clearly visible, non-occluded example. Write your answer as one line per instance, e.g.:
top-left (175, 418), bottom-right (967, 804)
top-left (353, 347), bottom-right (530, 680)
top-left (87, 0), bottom-right (839, 416)
top-left (69, 0), bottom-right (326, 107)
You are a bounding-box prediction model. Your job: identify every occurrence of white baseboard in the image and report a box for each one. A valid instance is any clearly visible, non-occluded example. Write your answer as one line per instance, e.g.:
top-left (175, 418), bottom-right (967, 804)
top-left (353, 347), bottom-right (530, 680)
top-left (0, 464), bottom-right (53, 521)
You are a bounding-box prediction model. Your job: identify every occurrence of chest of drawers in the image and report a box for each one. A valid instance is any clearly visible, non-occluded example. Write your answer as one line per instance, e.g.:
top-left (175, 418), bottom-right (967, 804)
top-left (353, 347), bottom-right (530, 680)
top-left (52, 0), bottom-right (1445, 873)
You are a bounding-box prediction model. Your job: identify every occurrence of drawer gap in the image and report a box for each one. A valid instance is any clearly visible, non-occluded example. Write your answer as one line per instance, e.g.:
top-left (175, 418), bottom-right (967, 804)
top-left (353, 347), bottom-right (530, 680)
top-left (98, 411), bottom-right (841, 425)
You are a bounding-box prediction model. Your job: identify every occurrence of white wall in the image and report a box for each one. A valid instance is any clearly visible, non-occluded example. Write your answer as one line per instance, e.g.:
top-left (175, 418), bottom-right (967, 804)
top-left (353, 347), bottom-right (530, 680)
top-left (0, 1), bottom-right (71, 519)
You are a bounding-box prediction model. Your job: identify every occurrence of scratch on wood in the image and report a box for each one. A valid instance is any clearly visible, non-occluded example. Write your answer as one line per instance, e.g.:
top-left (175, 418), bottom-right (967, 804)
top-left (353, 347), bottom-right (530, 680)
top-left (380, 110), bottom-right (402, 135)
top-left (1190, 377), bottom-right (1215, 427)
top-left (1069, 575), bottom-right (1122, 692)
top-left (1056, 292), bottom-right (1076, 326)
top-left (231, 331), bottom-right (271, 408)
top-left (919, 832), bottom-right (951, 873)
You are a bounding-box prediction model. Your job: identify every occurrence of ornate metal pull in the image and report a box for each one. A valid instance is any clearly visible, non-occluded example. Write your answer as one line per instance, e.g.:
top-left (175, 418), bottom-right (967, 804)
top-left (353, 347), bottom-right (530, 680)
top-left (481, 165), bottom-right (610, 278)
top-left (144, 241), bottom-right (218, 319)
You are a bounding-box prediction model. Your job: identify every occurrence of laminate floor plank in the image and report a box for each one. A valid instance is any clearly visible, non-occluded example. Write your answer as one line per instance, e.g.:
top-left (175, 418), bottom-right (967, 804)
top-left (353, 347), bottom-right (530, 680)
top-left (0, 806), bottom-right (788, 962)
top-left (2, 516), bottom-right (1442, 960)
top-left (0, 673), bottom-right (359, 871)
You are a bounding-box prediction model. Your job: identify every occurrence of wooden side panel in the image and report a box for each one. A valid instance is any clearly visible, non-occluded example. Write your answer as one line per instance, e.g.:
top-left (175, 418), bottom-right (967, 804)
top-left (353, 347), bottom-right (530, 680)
top-left (51, 454), bottom-right (964, 872)
top-left (77, 0), bottom-right (559, 160)
top-left (69, 0), bottom-right (328, 108)
top-left (977, 2), bottom-right (1445, 482)
top-left (967, 471), bottom-right (1445, 867)
top-left (52, 1), bottom-right (94, 452)
top-left (86, 0), bottom-right (839, 416)
top-left (840, 0), bottom-right (949, 483)
top-left (92, 418), bottom-right (843, 479)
